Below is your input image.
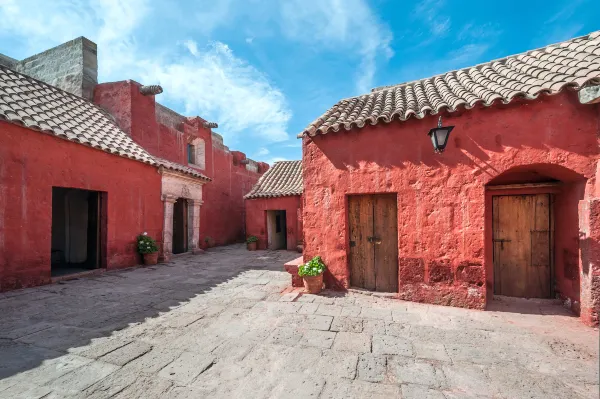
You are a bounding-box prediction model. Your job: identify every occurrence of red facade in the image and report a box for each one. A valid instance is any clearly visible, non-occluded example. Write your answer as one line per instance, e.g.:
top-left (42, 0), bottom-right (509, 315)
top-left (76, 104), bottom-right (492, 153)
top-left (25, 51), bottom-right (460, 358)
top-left (0, 122), bottom-right (163, 290)
top-left (302, 92), bottom-right (600, 325)
top-left (245, 196), bottom-right (303, 251)
top-left (94, 81), bottom-right (268, 249)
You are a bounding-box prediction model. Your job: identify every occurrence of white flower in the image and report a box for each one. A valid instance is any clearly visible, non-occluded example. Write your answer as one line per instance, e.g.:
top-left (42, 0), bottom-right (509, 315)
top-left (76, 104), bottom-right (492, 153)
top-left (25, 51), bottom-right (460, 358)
top-left (143, 232), bottom-right (148, 236)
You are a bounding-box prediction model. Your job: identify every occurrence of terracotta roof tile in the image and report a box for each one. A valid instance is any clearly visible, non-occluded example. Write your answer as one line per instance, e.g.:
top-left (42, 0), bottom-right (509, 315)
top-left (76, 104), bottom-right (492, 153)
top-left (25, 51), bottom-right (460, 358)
top-left (300, 31), bottom-right (600, 138)
top-left (0, 65), bottom-right (155, 165)
top-left (245, 160), bottom-right (302, 199)
top-left (154, 157), bottom-right (211, 181)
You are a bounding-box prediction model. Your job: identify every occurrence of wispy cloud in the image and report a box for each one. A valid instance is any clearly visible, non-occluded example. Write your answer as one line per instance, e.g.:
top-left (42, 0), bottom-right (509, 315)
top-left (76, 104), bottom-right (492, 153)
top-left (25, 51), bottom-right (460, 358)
top-left (141, 41), bottom-right (291, 142)
top-left (0, 0), bottom-right (292, 144)
top-left (413, 0), bottom-right (451, 37)
top-left (255, 147), bottom-right (270, 157)
top-left (279, 0), bottom-right (392, 93)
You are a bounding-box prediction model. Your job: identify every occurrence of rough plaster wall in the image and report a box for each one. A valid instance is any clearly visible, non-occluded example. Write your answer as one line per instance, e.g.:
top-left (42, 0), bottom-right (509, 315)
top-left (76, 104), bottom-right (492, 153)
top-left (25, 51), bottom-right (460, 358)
top-left (302, 91), bottom-right (599, 316)
top-left (10, 37), bottom-right (98, 100)
top-left (0, 122), bottom-right (163, 291)
top-left (245, 196), bottom-right (302, 250)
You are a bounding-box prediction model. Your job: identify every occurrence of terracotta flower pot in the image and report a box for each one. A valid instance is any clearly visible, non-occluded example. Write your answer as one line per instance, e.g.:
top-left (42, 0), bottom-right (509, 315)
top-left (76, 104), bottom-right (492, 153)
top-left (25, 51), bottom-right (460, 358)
top-left (247, 242), bottom-right (257, 251)
top-left (143, 252), bottom-right (159, 265)
top-left (303, 274), bottom-right (324, 294)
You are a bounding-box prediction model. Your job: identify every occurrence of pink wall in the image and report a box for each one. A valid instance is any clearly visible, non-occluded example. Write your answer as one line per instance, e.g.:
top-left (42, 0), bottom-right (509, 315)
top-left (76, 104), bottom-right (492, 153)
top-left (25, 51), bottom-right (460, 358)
top-left (0, 122), bottom-right (163, 291)
top-left (302, 91), bottom-right (599, 322)
top-left (94, 81), bottom-right (268, 248)
top-left (245, 196), bottom-right (302, 250)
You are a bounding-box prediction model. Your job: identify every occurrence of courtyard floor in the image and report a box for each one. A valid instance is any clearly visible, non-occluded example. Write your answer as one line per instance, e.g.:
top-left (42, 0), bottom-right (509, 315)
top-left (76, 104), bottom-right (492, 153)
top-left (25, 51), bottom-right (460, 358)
top-left (0, 244), bottom-right (598, 398)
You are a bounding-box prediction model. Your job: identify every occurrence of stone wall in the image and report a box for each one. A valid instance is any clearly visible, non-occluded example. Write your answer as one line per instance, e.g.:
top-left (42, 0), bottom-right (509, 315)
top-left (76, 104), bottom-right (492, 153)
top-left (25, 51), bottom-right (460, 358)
top-left (302, 91), bottom-right (599, 321)
top-left (0, 37), bottom-right (97, 100)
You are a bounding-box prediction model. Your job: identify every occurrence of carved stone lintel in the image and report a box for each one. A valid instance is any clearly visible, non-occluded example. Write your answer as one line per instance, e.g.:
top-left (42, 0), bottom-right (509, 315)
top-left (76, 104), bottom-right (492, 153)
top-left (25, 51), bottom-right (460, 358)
top-left (162, 195), bottom-right (178, 203)
top-left (579, 85), bottom-right (600, 104)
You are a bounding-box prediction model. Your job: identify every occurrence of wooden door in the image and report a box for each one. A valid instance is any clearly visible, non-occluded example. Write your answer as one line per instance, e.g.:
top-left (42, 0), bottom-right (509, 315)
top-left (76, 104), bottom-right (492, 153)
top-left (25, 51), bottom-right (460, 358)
top-left (493, 194), bottom-right (552, 298)
top-left (348, 194), bottom-right (398, 292)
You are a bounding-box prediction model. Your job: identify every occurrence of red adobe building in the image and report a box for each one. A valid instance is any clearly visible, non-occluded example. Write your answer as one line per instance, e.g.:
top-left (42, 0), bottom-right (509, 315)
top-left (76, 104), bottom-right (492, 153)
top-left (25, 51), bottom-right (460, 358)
top-left (300, 31), bottom-right (600, 325)
top-left (245, 160), bottom-right (303, 251)
top-left (0, 37), bottom-right (267, 291)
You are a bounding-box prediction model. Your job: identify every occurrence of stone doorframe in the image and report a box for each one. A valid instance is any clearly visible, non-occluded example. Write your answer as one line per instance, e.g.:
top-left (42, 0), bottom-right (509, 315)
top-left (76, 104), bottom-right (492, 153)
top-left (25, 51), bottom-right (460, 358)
top-left (160, 169), bottom-right (206, 261)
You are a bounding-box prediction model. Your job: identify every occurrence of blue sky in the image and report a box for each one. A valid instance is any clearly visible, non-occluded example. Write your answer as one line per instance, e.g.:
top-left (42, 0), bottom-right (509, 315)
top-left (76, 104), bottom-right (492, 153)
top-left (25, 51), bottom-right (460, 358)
top-left (1, 0), bottom-right (598, 164)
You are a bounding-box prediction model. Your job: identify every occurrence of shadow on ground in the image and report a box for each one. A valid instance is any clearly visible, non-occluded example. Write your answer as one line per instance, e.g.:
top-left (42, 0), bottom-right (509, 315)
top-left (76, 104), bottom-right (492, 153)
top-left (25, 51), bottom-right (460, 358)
top-left (0, 245), bottom-right (299, 380)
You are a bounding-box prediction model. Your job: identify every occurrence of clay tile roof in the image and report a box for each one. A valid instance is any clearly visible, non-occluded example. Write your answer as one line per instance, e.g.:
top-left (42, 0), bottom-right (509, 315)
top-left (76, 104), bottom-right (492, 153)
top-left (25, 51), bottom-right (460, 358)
top-left (300, 30), bottom-right (600, 138)
top-left (0, 65), bottom-right (155, 165)
top-left (245, 160), bottom-right (302, 199)
top-left (154, 157), bottom-right (211, 182)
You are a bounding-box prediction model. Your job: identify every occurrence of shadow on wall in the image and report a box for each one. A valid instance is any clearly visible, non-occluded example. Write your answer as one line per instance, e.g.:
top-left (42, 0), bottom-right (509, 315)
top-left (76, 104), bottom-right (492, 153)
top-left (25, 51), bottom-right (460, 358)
top-left (310, 93), bottom-right (598, 179)
top-left (0, 245), bottom-right (299, 381)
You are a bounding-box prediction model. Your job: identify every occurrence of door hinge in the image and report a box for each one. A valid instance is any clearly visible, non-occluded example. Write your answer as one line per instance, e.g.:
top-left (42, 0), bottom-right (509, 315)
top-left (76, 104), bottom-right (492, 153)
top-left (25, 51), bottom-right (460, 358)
top-left (493, 238), bottom-right (511, 250)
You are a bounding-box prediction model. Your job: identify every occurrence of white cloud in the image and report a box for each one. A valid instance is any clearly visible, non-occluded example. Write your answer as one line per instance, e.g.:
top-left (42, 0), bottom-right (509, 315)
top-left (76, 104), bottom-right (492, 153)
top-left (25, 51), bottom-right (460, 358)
top-left (413, 0), bottom-right (451, 37)
top-left (265, 156), bottom-right (289, 165)
top-left (279, 0), bottom-right (392, 93)
top-left (245, 37), bottom-right (254, 44)
top-left (0, 0), bottom-right (292, 144)
top-left (140, 41), bottom-right (290, 142)
top-left (255, 147), bottom-right (270, 157)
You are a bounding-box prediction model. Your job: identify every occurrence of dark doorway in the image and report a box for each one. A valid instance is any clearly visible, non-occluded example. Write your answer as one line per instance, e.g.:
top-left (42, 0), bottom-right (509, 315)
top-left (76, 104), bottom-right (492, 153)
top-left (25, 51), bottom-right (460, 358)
top-left (173, 198), bottom-right (188, 254)
top-left (493, 194), bottom-right (552, 298)
top-left (267, 210), bottom-right (287, 250)
top-left (51, 187), bottom-right (103, 277)
top-left (348, 194), bottom-right (399, 292)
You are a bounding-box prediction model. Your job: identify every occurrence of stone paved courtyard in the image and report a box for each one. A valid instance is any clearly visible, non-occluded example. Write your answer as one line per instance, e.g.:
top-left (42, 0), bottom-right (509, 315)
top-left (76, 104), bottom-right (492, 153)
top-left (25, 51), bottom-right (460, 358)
top-left (0, 245), bottom-right (598, 398)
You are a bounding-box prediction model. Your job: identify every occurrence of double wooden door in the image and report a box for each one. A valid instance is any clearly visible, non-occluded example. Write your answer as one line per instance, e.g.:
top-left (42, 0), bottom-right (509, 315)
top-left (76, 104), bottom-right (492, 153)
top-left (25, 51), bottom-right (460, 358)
top-left (493, 194), bottom-right (552, 298)
top-left (348, 194), bottom-right (398, 292)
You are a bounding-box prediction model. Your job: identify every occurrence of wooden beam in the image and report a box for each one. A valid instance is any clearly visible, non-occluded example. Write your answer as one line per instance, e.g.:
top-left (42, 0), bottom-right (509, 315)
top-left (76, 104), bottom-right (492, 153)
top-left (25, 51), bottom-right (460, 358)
top-left (486, 182), bottom-right (561, 191)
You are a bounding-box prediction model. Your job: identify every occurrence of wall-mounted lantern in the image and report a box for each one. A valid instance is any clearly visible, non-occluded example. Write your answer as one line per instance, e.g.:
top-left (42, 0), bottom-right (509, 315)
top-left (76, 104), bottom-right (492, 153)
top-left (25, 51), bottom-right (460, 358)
top-left (428, 116), bottom-right (454, 153)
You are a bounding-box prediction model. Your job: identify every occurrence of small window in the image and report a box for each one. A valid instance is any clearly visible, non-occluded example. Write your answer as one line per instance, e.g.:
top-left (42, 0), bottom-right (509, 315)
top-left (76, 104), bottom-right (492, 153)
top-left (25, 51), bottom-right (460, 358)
top-left (187, 144), bottom-right (195, 164)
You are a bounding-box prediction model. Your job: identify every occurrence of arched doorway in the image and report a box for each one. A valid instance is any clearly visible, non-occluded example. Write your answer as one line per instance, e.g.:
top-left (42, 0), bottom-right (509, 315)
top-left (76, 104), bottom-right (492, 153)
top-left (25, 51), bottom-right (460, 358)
top-left (485, 164), bottom-right (587, 305)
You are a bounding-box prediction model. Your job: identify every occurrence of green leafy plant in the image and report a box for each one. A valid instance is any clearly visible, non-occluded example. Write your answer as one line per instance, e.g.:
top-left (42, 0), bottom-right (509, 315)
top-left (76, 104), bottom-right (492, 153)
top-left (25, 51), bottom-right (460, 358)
top-left (298, 256), bottom-right (326, 277)
top-left (246, 236), bottom-right (259, 243)
top-left (137, 232), bottom-right (158, 254)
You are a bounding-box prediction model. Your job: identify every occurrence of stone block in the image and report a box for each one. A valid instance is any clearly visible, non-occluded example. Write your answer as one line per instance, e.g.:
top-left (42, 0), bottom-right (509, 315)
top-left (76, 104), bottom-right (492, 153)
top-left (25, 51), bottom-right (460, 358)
top-left (356, 354), bottom-right (387, 382)
top-left (318, 350), bottom-right (359, 380)
top-left (47, 361), bottom-right (120, 395)
top-left (284, 257), bottom-right (304, 288)
top-left (123, 346), bottom-right (182, 373)
top-left (388, 357), bottom-right (444, 387)
top-left (372, 334), bottom-right (413, 356)
top-left (428, 259), bottom-right (453, 283)
top-left (100, 341), bottom-right (152, 366)
top-left (158, 351), bottom-right (215, 384)
top-left (399, 257), bottom-right (425, 283)
top-left (330, 317), bottom-right (363, 333)
top-left (332, 332), bottom-right (371, 353)
top-left (414, 342), bottom-right (451, 362)
top-left (299, 329), bottom-right (337, 349)
top-left (316, 304), bottom-right (343, 316)
top-left (456, 261), bottom-right (484, 286)
top-left (271, 372), bottom-right (326, 398)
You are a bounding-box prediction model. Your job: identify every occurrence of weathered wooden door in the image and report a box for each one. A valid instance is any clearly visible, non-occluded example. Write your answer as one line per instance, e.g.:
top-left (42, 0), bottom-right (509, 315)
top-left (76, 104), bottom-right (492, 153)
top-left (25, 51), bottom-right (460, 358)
top-left (493, 194), bottom-right (552, 298)
top-left (348, 194), bottom-right (398, 292)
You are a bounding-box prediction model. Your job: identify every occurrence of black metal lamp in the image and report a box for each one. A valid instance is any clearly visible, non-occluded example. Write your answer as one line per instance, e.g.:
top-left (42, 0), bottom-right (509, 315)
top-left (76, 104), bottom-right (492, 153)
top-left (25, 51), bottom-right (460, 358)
top-left (428, 116), bottom-right (454, 153)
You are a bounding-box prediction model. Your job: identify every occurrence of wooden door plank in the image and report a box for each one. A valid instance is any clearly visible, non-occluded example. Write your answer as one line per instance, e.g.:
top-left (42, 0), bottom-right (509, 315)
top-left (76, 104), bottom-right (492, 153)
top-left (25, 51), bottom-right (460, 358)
top-left (348, 196), bottom-right (375, 290)
top-left (373, 194), bottom-right (399, 292)
top-left (492, 196), bottom-right (501, 294)
top-left (530, 194), bottom-right (551, 298)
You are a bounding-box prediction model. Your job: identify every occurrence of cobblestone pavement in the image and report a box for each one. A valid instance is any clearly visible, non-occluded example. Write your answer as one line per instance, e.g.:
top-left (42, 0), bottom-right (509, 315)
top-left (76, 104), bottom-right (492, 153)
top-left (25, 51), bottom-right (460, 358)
top-left (0, 244), bottom-right (598, 398)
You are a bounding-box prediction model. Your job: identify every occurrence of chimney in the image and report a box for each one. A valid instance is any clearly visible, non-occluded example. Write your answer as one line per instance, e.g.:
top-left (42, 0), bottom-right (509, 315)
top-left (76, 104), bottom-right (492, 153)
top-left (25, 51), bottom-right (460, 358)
top-left (0, 37), bottom-right (98, 100)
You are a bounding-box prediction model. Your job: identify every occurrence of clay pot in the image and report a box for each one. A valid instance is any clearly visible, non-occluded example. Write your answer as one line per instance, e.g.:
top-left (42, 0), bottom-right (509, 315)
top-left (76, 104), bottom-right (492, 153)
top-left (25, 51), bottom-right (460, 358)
top-left (303, 274), bottom-right (324, 294)
top-left (247, 242), bottom-right (257, 251)
top-left (143, 252), bottom-right (159, 265)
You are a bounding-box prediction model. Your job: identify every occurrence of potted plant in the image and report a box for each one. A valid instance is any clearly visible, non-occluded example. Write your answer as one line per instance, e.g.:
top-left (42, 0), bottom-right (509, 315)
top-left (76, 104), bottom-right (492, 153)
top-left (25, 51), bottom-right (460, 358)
top-left (204, 236), bottom-right (214, 248)
top-left (298, 256), bottom-right (326, 294)
top-left (137, 232), bottom-right (159, 265)
top-left (246, 235), bottom-right (259, 251)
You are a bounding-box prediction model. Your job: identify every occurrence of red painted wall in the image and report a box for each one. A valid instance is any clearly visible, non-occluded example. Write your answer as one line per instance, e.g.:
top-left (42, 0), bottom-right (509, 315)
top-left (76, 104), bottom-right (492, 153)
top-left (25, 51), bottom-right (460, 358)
top-left (245, 196), bottom-right (302, 250)
top-left (94, 81), bottom-right (267, 248)
top-left (0, 122), bottom-right (163, 291)
top-left (303, 91), bottom-right (599, 318)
